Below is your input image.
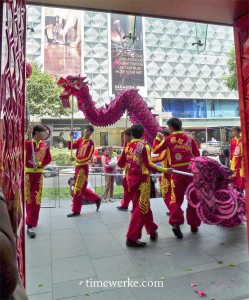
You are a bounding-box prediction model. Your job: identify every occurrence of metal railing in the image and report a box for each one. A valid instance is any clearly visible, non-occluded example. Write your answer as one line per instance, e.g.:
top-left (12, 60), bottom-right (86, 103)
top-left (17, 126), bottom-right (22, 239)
top-left (41, 166), bottom-right (164, 208)
top-left (41, 166), bottom-right (126, 208)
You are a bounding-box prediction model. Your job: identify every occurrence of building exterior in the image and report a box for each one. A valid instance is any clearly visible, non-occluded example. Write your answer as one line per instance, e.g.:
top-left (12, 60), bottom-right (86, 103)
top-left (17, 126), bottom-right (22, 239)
top-left (27, 6), bottom-right (239, 147)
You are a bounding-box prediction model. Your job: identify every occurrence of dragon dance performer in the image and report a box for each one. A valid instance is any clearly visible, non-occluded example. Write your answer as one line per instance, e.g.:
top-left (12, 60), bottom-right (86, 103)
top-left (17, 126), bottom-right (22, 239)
top-left (152, 128), bottom-right (171, 216)
top-left (118, 124), bottom-right (173, 248)
top-left (25, 125), bottom-right (52, 238)
top-left (117, 128), bottom-right (133, 211)
top-left (67, 125), bottom-right (101, 217)
top-left (230, 126), bottom-right (245, 192)
top-left (153, 117), bottom-right (201, 239)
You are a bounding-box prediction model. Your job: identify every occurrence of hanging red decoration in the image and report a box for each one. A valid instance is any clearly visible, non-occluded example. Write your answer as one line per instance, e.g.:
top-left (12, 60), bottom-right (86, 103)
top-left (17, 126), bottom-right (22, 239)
top-left (26, 63), bottom-right (32, 79)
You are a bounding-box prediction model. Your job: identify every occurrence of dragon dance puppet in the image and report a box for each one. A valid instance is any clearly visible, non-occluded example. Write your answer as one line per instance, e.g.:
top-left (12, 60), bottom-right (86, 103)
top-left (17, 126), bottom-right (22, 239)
top-left (57, 75), bottom-right (246, 228)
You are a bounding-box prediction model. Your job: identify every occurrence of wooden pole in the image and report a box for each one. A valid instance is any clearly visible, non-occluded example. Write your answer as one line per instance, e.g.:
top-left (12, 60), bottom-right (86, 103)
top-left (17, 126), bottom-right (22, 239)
top-left (70, 96), bottom-right (74, 159)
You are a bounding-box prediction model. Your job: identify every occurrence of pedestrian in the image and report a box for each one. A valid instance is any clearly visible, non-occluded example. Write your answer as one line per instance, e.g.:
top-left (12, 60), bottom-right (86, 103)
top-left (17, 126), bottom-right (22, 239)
top-left (218, 148), bottom-right (226, 165)
top-left (25, 124), bottom-right (52, 238)
top-left (67, 125), bottom-right (101, 217)
top-left (101, 146), bottom-right (116, 202)
top-left (153, 117), bottom-right (201, 239)
top-left (202, 150), bottom-right (209, 156)
top-left (117, 128), bottom-right (132, 211)
top-left (230, 126), bottom-right (244, 192)
top-left (118, 124), bottom-right (173, 247)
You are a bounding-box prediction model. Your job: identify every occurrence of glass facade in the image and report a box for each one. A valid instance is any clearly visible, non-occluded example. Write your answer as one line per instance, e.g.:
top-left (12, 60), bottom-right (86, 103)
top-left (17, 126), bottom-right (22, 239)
top-left (27, 6), bottom-right (239, 134)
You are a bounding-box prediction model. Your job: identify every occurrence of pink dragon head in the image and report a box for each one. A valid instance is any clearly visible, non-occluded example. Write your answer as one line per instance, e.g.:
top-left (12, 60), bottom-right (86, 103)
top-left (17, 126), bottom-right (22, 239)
top-left (186, 156), bottom-right (246, 227)
top-left (57, 76), bottom-right (87, 108)
top-left (57, 75), bottom-right (162, 144)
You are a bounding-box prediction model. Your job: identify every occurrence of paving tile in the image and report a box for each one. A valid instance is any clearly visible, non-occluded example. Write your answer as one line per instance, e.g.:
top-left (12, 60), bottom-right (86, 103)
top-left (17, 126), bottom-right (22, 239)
top-left (28, 292), bottom-right (53, 300)
top-left (51, 233), bottom-right (87, 259)
top-left (25, 197), bottom-right (249, 300)
top-left (26, 240), bottom-right (51, 268)
top-left (25, 232), bottom-right (50, 244)
top-left (53, 277), bottom-right (102, 299)
top-left (51, 227), bottom-right (80, 237)
top-left (50, 206), bottom-right (71, 217)
top-left (152, 266), bottom-right (249, 300)
top-left (26, 266), bottom-right (52, 295)
top-left (92, 254), bottom-right (140, 281)
top-left (70, 287), bottom-right (136, 300)
top-left (237, 261), bottom-right (249, 273)
top-left (51, 215), bottom-right (78, 231)
top-left (161, 241), bottom-right (216, 268)
top-left (83, 232), bottom-right (124, 259)
top-left (74, 212), bottom-right (103, 224)
top-left (213, 249), bottom-right (249, 266)
top-left (52, 255), bottom-right (96, 283)
top-left (78, 222), bottom-right (109, 235)
top-left (183, 235), bottom-right (242, 256)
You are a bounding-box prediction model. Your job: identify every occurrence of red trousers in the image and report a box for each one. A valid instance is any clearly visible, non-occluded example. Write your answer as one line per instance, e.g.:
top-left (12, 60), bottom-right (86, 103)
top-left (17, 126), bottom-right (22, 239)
top-left (120, 176), bottom-right (132, 208)
top-left (160, 173), bottom-right (171, 210)
top-left (166, 165), bottom-right (201, 227)
top-left (126, 175), bottom-right (158, 241)
top-left (25, 172), bottom-right (44, 227)
top-left (72, 165), bottom-right (99, 213)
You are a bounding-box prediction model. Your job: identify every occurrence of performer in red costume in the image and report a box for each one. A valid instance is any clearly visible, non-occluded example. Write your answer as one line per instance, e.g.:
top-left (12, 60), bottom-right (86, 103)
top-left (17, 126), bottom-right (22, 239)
top-left (67, 125), bottom-right (101, 217)
top-left (118, 124), bottom-right (173, 247)
top-left (25, 125), bottom-right (52, 238)
top-left (153, 118), bottom-right (201, 239)
top-left (230, 126), bottom-right (245, 192)
top-left (152, 128), bottom-right (171, 216)
top-left (117, 128), bottom-right (132, 211)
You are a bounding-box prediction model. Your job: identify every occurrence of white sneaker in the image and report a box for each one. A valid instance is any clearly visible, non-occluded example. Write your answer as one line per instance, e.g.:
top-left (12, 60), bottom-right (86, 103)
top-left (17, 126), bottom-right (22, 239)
top-left (27, 228), bottom-right (36, 238)
top-left (109, 198), bottom-right (114, 202)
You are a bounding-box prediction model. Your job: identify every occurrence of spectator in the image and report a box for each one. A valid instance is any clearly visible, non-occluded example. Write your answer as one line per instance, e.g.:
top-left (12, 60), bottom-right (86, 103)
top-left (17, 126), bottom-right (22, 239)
top-left (101, 147), bottom-right (116, 202)
top-left (202, 150), bottom-right (209, 156)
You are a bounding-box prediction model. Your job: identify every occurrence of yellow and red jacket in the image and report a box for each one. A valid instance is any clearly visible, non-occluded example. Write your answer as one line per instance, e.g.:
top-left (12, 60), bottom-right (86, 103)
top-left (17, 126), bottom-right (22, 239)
top-left (230, 137), bottom-right (242, 160)
top-left (68, 138), bottom-right (94, 166)
top-left (118, 139), bottom-right (168, 175)
top-left (25, 139), bottom-right (51, 173)
top-left (152, 131), bottom-right (200, 167)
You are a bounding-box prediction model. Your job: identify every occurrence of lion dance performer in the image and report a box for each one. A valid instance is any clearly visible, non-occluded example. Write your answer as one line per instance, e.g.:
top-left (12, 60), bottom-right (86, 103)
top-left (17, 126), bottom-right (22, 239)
top-left (152, 117), bottom-right (201, 239)
top-left (67, 125), bottom-right (101, 217)
top-left (152, 128), bottom-right (171, 216)
top-left (25, 125), bottom-right (51, 238)
top-left (117, 128), bottom-right (133, 211)
top-left (230, 126), bottom-right (245, 193)
top-left (118, 124), bottom-right (173, 248)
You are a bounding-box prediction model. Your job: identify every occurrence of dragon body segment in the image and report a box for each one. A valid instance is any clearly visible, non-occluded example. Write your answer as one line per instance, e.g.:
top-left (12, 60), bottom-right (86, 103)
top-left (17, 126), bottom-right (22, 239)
top-left (57, 76), bottom-right (161, 144)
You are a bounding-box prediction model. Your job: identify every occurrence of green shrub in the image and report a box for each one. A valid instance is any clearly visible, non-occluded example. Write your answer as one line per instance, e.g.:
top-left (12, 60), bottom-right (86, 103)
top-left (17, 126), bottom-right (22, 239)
top-left (50, 148), bottom-right (74, 166)
top-left (42, 185), bottom-right (124, 200)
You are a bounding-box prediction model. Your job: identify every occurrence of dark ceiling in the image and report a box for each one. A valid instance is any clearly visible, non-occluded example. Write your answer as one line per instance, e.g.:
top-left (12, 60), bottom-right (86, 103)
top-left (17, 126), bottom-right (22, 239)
top-left (27, 0), bottom-right (249, 26)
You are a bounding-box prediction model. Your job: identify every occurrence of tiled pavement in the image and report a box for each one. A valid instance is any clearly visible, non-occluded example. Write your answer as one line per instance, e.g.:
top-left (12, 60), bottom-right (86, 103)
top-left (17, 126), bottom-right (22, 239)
top-left (26, 198), bottom-right (249, 300)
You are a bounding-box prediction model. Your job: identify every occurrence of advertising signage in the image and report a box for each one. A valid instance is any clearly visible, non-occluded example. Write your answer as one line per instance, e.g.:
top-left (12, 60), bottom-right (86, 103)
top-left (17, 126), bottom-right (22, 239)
top-left (109, 14), bottom-right (145, 95)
